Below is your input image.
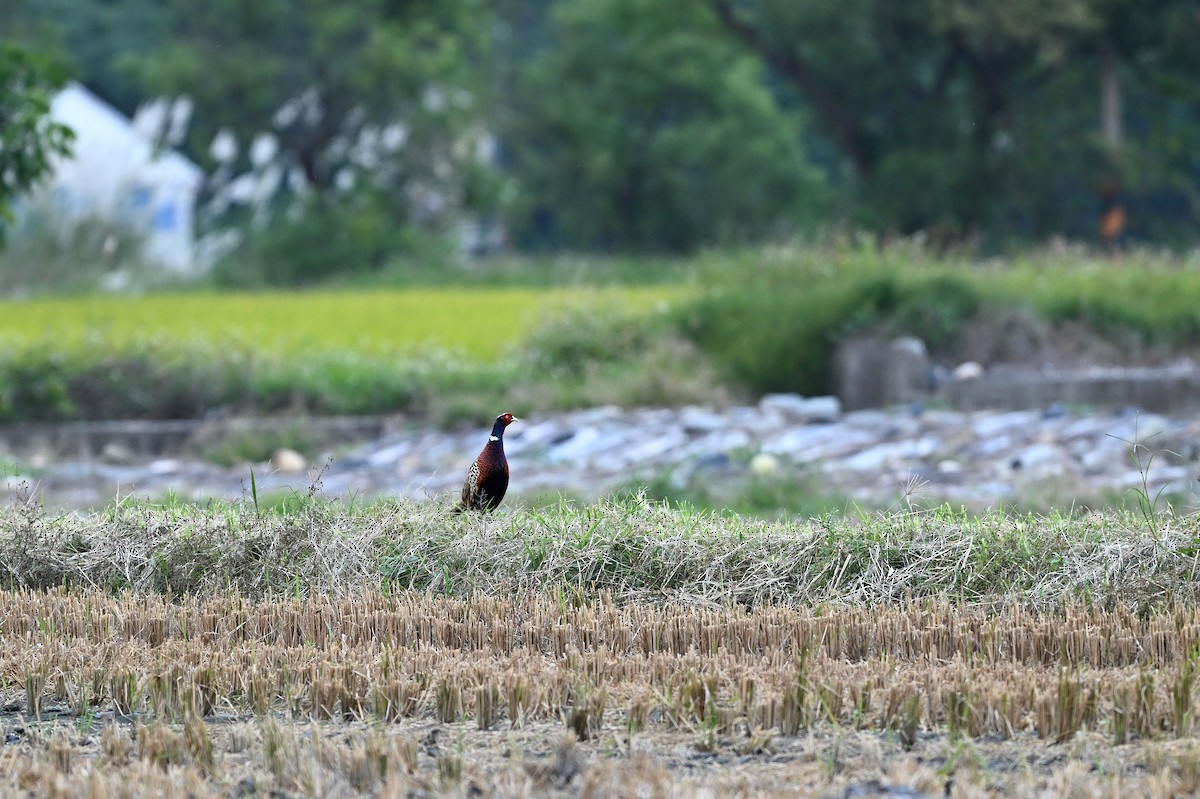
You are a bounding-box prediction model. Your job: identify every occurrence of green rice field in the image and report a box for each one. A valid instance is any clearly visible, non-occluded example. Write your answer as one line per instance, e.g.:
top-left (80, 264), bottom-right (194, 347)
top-left (3, 245), bottom-right (1200, 423)
top-left (0, 286), bottom-right (685, 360)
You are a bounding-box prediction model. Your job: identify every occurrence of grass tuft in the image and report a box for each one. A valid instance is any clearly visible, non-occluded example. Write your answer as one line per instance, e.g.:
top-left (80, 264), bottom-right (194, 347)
top-left (0, 497), bottom-right (1193, 609)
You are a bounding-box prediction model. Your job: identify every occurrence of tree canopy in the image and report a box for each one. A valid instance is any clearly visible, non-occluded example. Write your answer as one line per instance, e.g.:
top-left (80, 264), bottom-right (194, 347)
top-left (0, 43), bottom-right (74, 241)
top-left (2, 0), bottom-right (1199, 262)
top-left (500, 0), bottom-right (829, 252)
top-left (126, 0), bottom-right (493, 281)
top-left (708, 0), bottom-right (1200, 244)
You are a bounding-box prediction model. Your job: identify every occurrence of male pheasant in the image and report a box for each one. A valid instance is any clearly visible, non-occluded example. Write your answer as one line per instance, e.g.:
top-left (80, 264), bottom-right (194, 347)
top-left (456, 412), bottom-right (518, 512)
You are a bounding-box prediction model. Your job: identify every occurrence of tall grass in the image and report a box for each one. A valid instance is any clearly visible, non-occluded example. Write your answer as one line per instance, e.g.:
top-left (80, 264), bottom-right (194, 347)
top-left (676, 241), bottom-right (1200, 395)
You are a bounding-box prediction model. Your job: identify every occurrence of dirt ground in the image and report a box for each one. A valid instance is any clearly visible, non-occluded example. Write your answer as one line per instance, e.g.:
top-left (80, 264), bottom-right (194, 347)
top-left (3, 697), bottom-right (1198, 798)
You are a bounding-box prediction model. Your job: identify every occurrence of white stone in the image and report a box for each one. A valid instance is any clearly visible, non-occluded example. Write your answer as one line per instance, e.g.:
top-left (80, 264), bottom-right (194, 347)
top-left (749, 453), bottom-right (780, 476)
top-left (545, 428), bottom-right (605, 464)
top-left (366, 441), bottom-right (411, 468)
top-left (840, 437), bottom-right (938, 472)
top-left (1008, 443), bottom-right (1069, 476)
top-left (891, 336), bottom-right (928, 357)
top-left (679, 406), bottom-right (726, 434)
top-left (953, 361), bottom-right (984, 380)
top-left (19, 403), bottom-right (1200, 511)
top-left (608, 430), bottom-right (690, 470)
top-left (972, 434), bottom-right (1014, 458)
top-left (100, 441), bottom-right (136, 465)
top-left (763, 425), bottom-right (876, 461)
top-left (971, 411), bottom-right (1039, 439)
top-left (501, 420), bottom-right (568, 451)
top-left (1078, 440), bottom-right (1128, 474)
top-left (677, 429), bottom-right (753, 459)
top-left (271, 448), bottom-right (307, 474)
top-left (760, 394), bottom-right (842, 423)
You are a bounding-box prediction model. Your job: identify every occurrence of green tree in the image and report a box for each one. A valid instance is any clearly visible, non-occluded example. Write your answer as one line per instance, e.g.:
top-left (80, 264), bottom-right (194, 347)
top-left (501, 0), bottom-right (830, 253)
top-left (708, 0), bottom-right (1200, 245)
top-left (129, 0), bottom-right (494, 281)
top-left (0, 0), bottom-right (169, 114)
top-left (0, 43), bottom-right (74, 243)
top-left (1088, 0), bottom-right (1200, 244)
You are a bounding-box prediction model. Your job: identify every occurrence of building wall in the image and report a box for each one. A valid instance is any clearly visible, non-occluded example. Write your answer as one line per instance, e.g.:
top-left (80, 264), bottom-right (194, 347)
top-left (28, 83), bottom-right (204, 272)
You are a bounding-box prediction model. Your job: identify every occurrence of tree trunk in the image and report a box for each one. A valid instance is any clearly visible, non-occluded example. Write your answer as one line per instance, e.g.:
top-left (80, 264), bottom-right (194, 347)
top-left (1101, 43), bottom-right (1121, 149)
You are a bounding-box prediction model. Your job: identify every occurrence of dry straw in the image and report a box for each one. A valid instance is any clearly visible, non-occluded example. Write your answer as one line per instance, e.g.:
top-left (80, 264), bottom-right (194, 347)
top-left (3, 588), bottom-right (1200, 744)
top-left (0, 496), bottom-right (1194, 608)
top-left (4, 498), bottom-right (1200, 795)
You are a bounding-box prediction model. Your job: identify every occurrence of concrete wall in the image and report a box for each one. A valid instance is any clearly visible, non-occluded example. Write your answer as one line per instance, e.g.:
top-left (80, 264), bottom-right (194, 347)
top-left (943, 366), bottom-right (1200, 414)
top-left (836, 335), bottom-right (1200, 414)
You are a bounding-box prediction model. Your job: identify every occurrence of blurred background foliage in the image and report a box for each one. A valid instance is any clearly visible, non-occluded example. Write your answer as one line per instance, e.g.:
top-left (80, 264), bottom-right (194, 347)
top-left (0, 42), bottom-right (74, 239)
top-left (2, 0), bottom-right (1199, 422)
top-left (2, 0), bottom-right (1198, 278)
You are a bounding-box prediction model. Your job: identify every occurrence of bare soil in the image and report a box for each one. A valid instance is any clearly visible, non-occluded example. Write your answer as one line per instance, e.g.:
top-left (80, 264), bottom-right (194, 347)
top-left (3, 702), bottom-right (1198, 798)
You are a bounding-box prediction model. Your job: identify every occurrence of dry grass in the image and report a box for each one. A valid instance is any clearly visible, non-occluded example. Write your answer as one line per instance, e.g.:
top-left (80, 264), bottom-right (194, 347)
top-left (5, 590), bottom-right (1200, 796)
top-left (0, 495), bottom-right (1196, 608)
top-left (5, 590), bottom-right (1200, 732)
top-left (4, 498), bottom-right (1200, 795)
top-left (8, 716), bottom-right (1200, 798)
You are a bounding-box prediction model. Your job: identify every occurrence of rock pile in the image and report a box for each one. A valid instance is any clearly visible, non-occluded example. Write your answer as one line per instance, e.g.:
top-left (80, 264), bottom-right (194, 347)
top-left (10, 396), bottom-right (1199, 512)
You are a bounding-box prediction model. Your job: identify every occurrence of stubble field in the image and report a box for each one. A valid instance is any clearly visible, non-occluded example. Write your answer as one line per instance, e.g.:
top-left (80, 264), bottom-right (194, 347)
top-left (2, 497), bottom-right (1200, 797)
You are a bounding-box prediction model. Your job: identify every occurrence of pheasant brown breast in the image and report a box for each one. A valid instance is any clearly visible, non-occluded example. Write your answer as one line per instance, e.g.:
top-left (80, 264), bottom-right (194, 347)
top-left (457, 412), bottom-right (517, 512)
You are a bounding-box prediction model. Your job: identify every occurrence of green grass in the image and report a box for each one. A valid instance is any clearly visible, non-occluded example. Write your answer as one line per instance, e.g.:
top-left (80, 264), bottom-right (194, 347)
top-left (0, 241), bottom-right (1198, 421)
top-left (1, 493), bottom-right (1195, 609)
top-left (0, 286), bottom-right (686, 360)
top-left (0, 285), bottom-right (703, 422)
top-left (675, 241), bottom-right (1200, 395)
top-left (615, 460), bottom-right (853, 520)
top-left (0, 309), bottom-right (719, 423)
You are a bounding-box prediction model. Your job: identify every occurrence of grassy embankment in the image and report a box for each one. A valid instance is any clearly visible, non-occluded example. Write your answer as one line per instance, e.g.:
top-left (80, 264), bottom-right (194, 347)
top-left (1, 243), bottom-right (1199, 425)
top-left (2, 498), bottom-right (1200, 796)
top-left (0, 284), bottom-right (691, 424)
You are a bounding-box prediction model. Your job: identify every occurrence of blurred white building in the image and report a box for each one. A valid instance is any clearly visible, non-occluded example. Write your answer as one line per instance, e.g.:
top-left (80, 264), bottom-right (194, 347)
top-left (24, 82), bottom-right (204, 272)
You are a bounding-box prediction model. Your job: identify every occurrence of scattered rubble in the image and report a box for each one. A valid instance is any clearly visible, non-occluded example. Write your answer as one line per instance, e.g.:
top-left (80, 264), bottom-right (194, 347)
top-left (8, 395), bottom-right (1198, 512)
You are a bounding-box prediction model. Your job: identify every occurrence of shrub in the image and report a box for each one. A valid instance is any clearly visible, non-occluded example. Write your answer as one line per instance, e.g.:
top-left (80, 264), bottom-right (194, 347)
top-left (673, 243), bottom-right (1200, 396)
top-left (0, 206), bottom-right (177, 296)
top-left (209, 192), bottom-right (450, 288)
top-left (519, 304), bottom-right (732, 409)
top-left (0, 337), bottom-right (517, 422)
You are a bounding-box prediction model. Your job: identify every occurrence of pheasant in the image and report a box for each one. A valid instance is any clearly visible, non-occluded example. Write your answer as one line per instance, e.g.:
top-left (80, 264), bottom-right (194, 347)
top-left (456, 412), bottom-right (518, 512)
